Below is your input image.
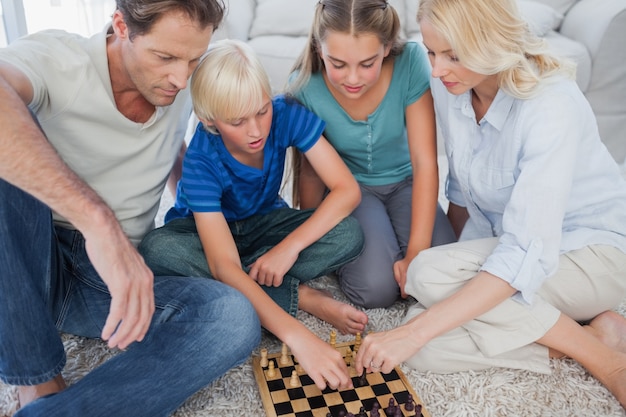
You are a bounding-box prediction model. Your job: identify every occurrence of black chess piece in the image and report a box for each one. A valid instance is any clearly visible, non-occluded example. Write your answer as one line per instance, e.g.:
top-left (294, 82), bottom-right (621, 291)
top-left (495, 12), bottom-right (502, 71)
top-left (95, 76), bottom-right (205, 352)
top-left (405, 393), bottom-right (415, 411)
top-left (386, 398), bottom-right (397, 415)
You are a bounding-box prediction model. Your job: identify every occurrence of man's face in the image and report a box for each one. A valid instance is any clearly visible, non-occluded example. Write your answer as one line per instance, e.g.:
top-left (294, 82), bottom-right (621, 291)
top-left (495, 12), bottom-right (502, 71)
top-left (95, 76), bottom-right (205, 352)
top-left (117, 10), bottom-right (214, 107)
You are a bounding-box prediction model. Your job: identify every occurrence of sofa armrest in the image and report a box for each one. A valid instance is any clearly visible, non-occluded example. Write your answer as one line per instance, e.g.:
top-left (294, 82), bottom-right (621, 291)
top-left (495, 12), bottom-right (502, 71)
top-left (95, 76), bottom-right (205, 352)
top-left (560, 0), bottom-right (626, 59)
top-left (221, 0), bottom-right (256, 41)
top-left (560, 0), bottom-right (626, 163)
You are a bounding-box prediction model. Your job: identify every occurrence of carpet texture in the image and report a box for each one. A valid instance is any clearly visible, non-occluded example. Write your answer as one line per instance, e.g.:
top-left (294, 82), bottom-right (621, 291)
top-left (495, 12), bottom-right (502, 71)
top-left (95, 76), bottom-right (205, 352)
top-left (4, 166), bottom-right (626, 417)
top-left (1, 273), bottom-right (625, 417)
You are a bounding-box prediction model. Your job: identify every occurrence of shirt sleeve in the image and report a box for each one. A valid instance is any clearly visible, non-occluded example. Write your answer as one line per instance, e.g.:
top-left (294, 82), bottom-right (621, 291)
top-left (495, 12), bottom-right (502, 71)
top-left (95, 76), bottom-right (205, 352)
top-left (406, 43), bottom-right (431, 106)
top-left (480, 89), bottom-right (582, 304)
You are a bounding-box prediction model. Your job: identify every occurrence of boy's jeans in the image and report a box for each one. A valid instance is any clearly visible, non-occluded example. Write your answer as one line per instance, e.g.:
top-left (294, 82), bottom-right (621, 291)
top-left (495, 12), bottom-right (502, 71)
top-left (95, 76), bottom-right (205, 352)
top-left (0, 179), bottom-right (261, 417)
top-left (139, 208), bottom-right (365, 316)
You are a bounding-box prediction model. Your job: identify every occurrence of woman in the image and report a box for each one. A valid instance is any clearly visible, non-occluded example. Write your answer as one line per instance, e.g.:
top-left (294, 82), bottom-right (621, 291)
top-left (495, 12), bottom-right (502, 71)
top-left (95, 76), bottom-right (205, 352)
top-left (354, 0), bottom-right (626, 409)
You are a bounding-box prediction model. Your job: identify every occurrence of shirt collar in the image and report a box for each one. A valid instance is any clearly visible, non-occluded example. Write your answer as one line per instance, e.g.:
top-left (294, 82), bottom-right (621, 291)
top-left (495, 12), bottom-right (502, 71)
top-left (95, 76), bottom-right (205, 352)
top-left (453, 88), bottom-right (514, 131)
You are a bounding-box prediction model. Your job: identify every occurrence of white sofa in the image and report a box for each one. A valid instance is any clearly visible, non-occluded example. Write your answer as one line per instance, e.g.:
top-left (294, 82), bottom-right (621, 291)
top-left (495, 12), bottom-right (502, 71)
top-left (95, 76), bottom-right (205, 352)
top-left (215, 0), bottom-right (626, 165)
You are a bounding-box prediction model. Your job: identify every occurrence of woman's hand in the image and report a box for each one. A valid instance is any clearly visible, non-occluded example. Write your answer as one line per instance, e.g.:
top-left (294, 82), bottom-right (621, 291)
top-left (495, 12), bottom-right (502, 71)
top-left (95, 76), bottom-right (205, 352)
top-left (355, 323), bottom-right (423, 375)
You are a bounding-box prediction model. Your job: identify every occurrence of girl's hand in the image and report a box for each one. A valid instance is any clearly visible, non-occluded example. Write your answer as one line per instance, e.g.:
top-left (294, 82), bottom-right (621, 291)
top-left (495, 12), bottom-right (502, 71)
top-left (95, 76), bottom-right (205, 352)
top-left (393, 257), bottom-right (411, 298)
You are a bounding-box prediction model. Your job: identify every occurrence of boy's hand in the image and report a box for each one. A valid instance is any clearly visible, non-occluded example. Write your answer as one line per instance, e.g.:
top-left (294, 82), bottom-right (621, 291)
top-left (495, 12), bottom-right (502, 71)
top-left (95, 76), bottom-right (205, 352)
top-left (289, 332), bottom-right (352, 391)
top-left (248, 244), bottom-right (299, 287)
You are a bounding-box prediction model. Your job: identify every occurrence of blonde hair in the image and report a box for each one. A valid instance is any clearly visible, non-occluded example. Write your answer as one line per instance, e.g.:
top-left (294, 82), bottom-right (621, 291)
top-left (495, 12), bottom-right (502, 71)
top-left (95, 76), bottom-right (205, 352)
top-left (287, 0), bottom-right (404, 94)
top-left (417, 0), bottom-right (576, 99)
top-left (190, 39), bottom-right (272, 134)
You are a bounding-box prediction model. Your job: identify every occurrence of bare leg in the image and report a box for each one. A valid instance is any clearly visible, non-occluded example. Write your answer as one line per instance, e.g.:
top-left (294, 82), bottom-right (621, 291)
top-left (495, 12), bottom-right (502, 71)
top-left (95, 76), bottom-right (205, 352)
top-left (538, 313), bottom-right (626, 409)
top-left (17, 373), bottom-right (67, 409)
top-left (298, 284), bottom-right (368, 335)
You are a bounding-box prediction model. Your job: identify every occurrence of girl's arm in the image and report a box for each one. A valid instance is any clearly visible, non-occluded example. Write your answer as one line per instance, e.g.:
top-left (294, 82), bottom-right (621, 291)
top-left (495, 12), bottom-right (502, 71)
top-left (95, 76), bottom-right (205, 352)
top-left (355, 270), bottom-right (517, 374)
top-left (194, 211), bottom-right (353, 390)
top-left (248, 136), bottom-right (360, 283)
top-left (394, 90), bottom-right (439, 297)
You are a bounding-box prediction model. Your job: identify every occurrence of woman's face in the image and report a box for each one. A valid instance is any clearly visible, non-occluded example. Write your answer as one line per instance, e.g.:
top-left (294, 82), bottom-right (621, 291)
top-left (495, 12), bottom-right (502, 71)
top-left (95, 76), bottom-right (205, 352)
top-left (420, 19), bottom-right (490, 95)
top-left (318, 31), bottom-right (391, 100)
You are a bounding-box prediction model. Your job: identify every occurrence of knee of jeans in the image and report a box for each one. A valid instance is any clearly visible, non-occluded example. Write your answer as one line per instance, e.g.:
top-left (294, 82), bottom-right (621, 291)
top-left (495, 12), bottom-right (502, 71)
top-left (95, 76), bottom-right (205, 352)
top-left (192, 283), bottom-right (261, 349)
top-left (138, 230), bottom-right (169, 267)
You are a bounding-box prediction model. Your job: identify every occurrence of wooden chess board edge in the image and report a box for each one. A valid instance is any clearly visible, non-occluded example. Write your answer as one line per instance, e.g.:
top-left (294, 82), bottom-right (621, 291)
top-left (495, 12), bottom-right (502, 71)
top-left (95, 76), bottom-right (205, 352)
top-left (252, 341), bottom-right (432, 417)
top-left (252, 355), bottom-right (280, 417)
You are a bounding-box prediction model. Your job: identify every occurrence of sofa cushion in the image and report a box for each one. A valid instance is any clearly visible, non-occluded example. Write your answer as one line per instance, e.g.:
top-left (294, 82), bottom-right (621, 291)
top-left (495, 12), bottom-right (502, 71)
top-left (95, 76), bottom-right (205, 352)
top-left (249, 0), bottom-right (408, 38)
top-left (250, 0), bottom-right (318, 38)
top-left (404, 0), bottom-right (564, 38)
top-left (518, 0), bottom-right (564, 36)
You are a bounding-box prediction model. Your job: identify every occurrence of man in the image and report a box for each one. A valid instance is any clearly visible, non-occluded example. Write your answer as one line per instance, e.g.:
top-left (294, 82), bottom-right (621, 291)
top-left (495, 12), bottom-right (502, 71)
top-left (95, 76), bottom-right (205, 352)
top-left (0, 1), bottom-right (260, 416)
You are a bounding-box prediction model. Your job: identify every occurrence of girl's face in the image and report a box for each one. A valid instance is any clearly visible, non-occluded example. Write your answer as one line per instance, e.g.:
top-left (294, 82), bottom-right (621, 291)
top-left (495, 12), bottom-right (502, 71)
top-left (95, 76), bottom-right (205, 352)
top-left (319, 31), bottom-right (391, 100)
top-left (204, 95), bottom-right (273, 167)
top-left (420, 19), bottom-right (490, 95)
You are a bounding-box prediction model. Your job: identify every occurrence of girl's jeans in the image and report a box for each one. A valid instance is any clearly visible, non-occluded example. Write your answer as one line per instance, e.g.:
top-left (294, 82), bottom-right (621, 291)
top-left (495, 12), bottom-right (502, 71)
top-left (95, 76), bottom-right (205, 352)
top-left (138, 208), bottom-right (365, 316)
top-left (0, 179), bottom-right (261, 417)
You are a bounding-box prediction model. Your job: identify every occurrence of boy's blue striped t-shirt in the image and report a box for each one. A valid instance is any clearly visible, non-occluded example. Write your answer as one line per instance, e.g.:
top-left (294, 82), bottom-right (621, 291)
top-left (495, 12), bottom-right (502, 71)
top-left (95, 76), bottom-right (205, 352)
top-left (166, 95), bottom-right (325, 223)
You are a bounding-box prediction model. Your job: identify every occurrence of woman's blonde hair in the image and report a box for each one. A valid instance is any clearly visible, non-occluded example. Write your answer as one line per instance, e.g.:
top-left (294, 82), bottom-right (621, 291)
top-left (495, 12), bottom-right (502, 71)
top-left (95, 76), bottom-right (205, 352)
top-left (287, 0), bottom-right (404, 94)
top-left (191, 39), bottom-right (273, 134)
top-left (417, 0), bottom-right (576, 99)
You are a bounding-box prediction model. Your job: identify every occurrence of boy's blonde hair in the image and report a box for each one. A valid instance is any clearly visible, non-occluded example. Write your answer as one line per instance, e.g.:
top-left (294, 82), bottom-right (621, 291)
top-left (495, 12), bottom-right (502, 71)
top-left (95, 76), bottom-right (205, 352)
top-left (418, 0), bottom-right (576, 99)
top-left (191, 39), bottom-right (273, 133)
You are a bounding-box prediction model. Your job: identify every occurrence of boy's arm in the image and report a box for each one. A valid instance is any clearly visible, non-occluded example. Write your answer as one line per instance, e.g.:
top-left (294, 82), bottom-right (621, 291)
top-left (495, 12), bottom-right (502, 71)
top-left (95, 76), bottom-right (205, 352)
top-left (248, 136), bottom-right (360, 284)
top-left (193, 211), bottom-right (353, 391)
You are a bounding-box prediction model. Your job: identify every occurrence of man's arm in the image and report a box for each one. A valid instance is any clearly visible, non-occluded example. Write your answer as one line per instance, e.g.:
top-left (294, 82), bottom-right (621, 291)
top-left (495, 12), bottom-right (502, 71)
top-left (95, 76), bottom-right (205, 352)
top-left (0, 62), bottom-right (154, 350)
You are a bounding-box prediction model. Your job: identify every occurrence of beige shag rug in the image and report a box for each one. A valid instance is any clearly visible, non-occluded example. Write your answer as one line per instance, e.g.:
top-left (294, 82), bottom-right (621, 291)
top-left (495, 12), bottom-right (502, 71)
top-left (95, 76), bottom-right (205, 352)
top-left (3, 176), bottom-right (626, 417)
top-left (1, 272), bottom-right (625, 417)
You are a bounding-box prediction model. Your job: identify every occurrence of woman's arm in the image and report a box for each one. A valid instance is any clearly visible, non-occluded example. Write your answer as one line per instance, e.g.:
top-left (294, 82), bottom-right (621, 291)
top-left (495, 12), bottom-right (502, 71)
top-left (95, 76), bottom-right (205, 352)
top-left (394, 91), bottom-right (439, 296)
top-left (194, 211), bottom-right (353, 390)
top-left (356, 270), bottom-right (517, 374)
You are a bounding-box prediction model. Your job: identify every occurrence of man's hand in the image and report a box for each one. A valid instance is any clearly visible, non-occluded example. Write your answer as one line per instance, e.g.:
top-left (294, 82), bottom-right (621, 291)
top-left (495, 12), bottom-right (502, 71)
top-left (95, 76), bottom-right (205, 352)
top-left (84, 223), bottom-right (155, 350)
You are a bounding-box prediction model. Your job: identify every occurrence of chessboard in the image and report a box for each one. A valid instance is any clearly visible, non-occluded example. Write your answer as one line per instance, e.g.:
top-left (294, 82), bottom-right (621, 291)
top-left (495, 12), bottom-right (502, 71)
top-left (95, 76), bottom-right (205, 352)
top-left (252, 335), bottom-right (430, 417)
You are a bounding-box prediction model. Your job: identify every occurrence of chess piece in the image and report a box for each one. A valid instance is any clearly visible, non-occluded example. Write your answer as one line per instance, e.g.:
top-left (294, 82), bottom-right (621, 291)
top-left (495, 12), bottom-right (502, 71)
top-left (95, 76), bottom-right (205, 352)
top-left (405, 393), bottom-right (415, 411)
top-left (394, 407), bottom-right (402, 417)
top-left (345, 348), bottom-right (352, 367)
top-left (329, 330), bottom-right (337, 348)
top-left (370, 402), bottom-right (380, 417)
top-left (260, 348), bottom-right (268, 367)
top-left (267, 360), bottom-right (276, 378)
top-left (386, 398), bottom-right (396, 415)
top-left (289, 370), bottom-right (299, 387)
top-left (280, 343), bottom-right (290, 365)
top-left (354, 332), bottom-right (361, 353)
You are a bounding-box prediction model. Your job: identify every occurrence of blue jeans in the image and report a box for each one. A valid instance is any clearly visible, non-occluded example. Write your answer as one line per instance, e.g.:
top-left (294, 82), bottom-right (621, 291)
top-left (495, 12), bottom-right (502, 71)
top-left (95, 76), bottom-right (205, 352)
top-left (138, 208), bottom-right (365, 316)
top-left (0, 179), bottom-right (261, 417)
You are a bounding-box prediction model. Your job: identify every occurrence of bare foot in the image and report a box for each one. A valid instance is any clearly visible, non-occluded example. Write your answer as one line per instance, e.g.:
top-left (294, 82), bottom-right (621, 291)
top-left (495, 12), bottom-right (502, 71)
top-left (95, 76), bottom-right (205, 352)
top-left (586, 311), bottom-right (626, 353)
top-left (17, 374), bottom-right (66, 409)
top-left (298, 284), bottom-right (368, 334)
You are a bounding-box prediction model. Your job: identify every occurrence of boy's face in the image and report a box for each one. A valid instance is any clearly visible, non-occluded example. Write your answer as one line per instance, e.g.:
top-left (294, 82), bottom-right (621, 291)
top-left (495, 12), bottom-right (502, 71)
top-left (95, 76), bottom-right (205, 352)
top-left (207, 96), bottom-right (273, 166)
